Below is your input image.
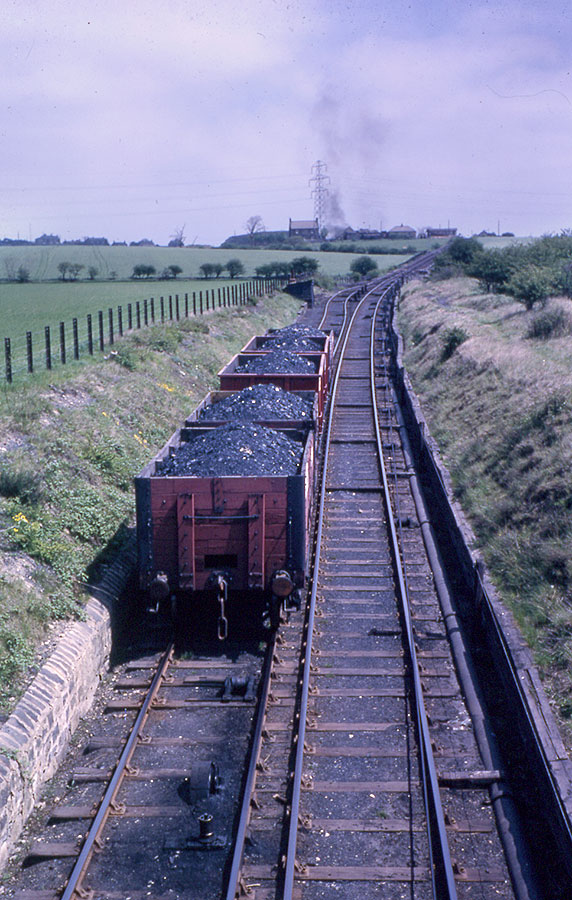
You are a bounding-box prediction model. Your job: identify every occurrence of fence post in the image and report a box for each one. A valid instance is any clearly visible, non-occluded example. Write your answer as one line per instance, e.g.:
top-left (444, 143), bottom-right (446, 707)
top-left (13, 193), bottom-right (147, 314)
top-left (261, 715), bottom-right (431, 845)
top-left (150, 298), bottom-right (155, 323)
top-left (4, 338), bottom-right (12, 384)
top-left (144, 298), bottom-right (148, 326)
top-left (136, 301), bottom-right (141, 328)
top-left (26, 331), bottom-right (33, 373)
top-left (200, 291), bottom-right (203, 314)
top-left (175, 294), bottom-right (180, 320)
top-left (218, 288), bottom-right (221, 308)
top-left (185, 293), bottom-right (189, 317)
top-left (98, 311), bottom-right (104, 351)
top-left (108, 308), bottom-right (114, 345)
top-left (59, 322), bottom-right (66, 365)
top-left (118, 306), bottom-right (123, 336)
top-left (45, 326), bottom-right (52, 369)
top-left (169, 295), bottom-right (173, 320)
top-left (160, 296), bottom-right (165, 322)
top-left (87, 315), bottom-right (93, 355)
top-left (193, 292), bottom-right (197, 316)
top-left (73, 318), bottom-right (79, 360)
top-left (128, 303), bottom-right (133, 330)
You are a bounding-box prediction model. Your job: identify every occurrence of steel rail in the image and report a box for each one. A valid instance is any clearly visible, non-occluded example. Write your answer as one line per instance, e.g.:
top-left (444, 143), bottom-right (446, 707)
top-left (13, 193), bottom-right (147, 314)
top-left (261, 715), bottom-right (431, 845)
top-left (317, 283), bottom-right (359, 332)
top-left (224, 632), bottom-right (277, 900)
top-left (282, 280), bottom-right (379, 899)
top-left (61, 642), bottom-right (175, 900)
top-left (369, 290), bottom-right (458, 900)
top-left (283, 251), bottom-right (442, 898)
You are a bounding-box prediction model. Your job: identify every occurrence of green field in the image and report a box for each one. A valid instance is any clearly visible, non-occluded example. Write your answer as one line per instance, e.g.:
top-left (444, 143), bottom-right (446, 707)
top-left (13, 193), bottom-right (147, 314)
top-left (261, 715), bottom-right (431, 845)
top-left (0, 244), bottom-right (406, 286)
top-left (0, 247), bottom-right (409, 380)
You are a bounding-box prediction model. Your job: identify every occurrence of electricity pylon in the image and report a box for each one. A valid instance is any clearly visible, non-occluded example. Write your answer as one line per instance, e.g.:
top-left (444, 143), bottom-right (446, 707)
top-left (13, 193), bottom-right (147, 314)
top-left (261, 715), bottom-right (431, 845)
top-left (309, 160), bottom-right (330, 232)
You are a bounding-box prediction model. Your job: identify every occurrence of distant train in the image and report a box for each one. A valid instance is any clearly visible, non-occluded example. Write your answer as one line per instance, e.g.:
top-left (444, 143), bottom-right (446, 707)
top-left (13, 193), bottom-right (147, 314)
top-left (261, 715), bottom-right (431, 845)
top-left (134, 325), bottom-right (333, 638)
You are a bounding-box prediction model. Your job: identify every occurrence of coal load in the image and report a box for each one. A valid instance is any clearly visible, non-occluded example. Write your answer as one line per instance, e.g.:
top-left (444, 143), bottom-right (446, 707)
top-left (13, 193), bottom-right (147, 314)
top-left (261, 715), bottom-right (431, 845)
top-left (236, 349), bottom-right (316, 374)
top-left (264, 324), bottom-right (326, 352)
top-left (199, 384), bottom-right (313, 422)
top-left (159, 423), bottom-right (303, 477)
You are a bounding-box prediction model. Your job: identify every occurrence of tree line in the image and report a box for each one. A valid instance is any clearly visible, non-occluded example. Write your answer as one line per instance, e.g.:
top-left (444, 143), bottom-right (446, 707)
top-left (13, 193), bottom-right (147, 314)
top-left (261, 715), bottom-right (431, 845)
top-left (433, 235), bottom-right (572, 309)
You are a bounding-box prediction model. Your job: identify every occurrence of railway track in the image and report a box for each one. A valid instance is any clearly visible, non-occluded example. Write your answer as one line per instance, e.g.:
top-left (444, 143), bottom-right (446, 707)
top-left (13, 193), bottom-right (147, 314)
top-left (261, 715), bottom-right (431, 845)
top-left (230, 265), bottom-right (529, 899)
top-left (9, 621), bottom-right (268, 899)
top-left (7, 253), bottom-right (571, 898)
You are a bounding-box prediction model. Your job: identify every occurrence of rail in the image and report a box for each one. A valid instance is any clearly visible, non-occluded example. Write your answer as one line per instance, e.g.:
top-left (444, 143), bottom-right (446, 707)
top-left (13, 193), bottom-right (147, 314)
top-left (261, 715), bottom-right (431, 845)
top-left (370, 286), bottom-right (458, 899)
top-left (60, 642), bottom-right (175, 900)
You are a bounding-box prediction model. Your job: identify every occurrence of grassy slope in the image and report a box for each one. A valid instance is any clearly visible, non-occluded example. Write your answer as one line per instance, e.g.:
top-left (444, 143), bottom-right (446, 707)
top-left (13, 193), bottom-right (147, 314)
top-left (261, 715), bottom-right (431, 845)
top-left (0, 291), bottom-right (301, 714)
top-left (397, 276), bottom-right (572, 737)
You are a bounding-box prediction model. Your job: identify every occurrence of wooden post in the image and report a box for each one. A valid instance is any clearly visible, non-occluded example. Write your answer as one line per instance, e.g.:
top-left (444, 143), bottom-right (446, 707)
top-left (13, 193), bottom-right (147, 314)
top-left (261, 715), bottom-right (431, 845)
top-left (26, 331), bottom-right (33, 373)
top-left (59, 322), bottom-right (66, 364)
top-left (175, 294), bottom-right (180, 320)
top-left (160, 296), bottom-right (165, 322)
top-left (193, 292), bottom-right (197, 316)
top-left (185, 293), bottom-right (189, 317)
top-left (45, 325), bottom-right (52, 369)
top-left (218, 287), bottom-right (221, 308)
top-left (150, 298), bottom-right (155, 322)
top-left (136, 301), bottom-right (141, 328)
top-left (98, 311), bottom-right (104, 351)
top-left (87, 315), bottom-right (93, 355)
top-left (108, 308), bottom-right (114, 345)
top-left (199, 291), bottom-right (203, 314)
top-left (169, 295), bottom-right (173, 320)
top-left (128, 303), bottom-right (133, 330)
top-left (4, 338), bottom-right (12, 383)
top-left (73, 318), bottom-right (79, 359)
top-left (144, 298), bottom-right (148, 326)
top-left (118, 306), bottom-right (123, 336)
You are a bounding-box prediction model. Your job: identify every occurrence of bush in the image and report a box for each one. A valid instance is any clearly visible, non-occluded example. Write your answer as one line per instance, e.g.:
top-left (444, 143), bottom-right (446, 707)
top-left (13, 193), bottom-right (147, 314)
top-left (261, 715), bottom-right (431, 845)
top-left (0, 466), bottom-right (44, 504)
top-left (448, 236), bottom-right (483, 265)
top-left (526, 306), bottom-right (572, 339)
top-left (350, 255), bottom-right (378, 278)
top-left (440, 326), bottom-right (469, 360)
top-left (468, 250), bottom-right (513, 292)
top-left (507, 266), bottom-right (552, 310)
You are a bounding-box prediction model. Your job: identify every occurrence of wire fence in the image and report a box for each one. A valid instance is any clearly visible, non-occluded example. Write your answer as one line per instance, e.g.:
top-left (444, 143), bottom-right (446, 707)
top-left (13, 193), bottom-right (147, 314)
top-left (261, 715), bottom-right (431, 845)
top-left (2, 278), bottom-right (285, 385)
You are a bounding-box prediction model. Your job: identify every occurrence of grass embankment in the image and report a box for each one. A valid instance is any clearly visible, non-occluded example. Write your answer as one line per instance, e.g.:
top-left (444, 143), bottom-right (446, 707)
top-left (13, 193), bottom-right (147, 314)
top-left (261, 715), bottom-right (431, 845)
top-left (0, 291), bottom-right (301, 714)
top-left (397, 277), bottom-right (572, 736)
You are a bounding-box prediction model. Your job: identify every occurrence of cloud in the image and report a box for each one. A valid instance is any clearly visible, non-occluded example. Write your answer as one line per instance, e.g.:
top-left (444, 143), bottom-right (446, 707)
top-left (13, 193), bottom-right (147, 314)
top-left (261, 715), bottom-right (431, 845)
top-left (1, 0), bottom-right (572, 241)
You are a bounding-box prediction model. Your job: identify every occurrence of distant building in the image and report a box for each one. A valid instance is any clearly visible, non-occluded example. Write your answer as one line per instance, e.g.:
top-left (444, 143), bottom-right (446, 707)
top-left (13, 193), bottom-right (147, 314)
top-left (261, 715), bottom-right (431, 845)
top-left (388, 224), bottom-right (417, 240)
top-left (340, 226), bottom-right (387, 240)
top-left (426, 227), bottom-right (457, 238)
top-left (289, 218), bottom-right (320, 240)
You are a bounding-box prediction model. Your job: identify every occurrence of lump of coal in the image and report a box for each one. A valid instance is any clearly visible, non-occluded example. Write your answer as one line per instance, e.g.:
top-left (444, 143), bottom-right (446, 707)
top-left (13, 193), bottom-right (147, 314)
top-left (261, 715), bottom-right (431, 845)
top-left (159, 423), bottom-right (303, 477)
top-left (199, 384), bottom-right (313, 421)
top-left (236, 349), bottom-right (316, 374)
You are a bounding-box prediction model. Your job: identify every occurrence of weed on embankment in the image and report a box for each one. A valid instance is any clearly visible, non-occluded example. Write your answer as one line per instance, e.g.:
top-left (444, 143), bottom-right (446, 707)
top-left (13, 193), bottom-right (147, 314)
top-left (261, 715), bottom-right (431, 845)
top-left (398, 277), bottom-right (572, 744)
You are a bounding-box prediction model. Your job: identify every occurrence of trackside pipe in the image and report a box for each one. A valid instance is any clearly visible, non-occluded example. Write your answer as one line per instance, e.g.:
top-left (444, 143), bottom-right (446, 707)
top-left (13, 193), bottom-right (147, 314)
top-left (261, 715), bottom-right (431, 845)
top-left (390, 384), bottom-right (539, 900)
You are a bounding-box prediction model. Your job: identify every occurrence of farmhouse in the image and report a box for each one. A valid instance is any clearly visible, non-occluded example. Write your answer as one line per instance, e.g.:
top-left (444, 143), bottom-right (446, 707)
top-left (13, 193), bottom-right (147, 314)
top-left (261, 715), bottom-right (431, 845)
top-left (289, 218), bottom-right (320, 240)
top-left (388, 224), bottom-right (417, 240)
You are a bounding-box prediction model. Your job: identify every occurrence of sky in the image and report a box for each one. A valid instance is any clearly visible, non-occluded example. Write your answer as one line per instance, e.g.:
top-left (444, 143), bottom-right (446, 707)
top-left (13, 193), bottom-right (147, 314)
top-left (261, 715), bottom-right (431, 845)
top-left (1, 0), bottom-right (572, 245)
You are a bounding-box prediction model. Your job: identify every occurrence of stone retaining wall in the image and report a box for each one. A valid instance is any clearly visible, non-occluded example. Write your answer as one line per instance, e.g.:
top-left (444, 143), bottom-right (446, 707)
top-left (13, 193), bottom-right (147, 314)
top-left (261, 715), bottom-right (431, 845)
top-left (0, 538), bottom-right (136, 872)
